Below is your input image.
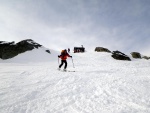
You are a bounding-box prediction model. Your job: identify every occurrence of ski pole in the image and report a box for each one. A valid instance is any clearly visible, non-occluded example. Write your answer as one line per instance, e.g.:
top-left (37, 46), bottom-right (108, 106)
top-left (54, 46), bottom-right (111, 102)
top-left (71, 58), bottom-right (75, 68)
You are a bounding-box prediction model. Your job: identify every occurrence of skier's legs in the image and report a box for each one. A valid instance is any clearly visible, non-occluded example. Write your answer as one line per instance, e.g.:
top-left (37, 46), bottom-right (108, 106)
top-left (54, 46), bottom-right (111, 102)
top-left (59, 60), bottom-right (64, 68)
top-left (64, 60), bottom-right (67, 69)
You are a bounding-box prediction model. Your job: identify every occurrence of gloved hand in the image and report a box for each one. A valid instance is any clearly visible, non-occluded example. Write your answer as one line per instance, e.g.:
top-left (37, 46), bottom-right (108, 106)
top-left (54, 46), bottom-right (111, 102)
top-left (70, 56), bottom-right (72, 58)
top-left (58, 55), bottom-right (60, 58)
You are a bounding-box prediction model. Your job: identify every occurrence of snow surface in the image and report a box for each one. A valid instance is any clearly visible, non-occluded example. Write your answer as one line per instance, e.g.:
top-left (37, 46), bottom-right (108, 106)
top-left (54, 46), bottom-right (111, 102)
top-left (0, 48), bottom-right (150, 113)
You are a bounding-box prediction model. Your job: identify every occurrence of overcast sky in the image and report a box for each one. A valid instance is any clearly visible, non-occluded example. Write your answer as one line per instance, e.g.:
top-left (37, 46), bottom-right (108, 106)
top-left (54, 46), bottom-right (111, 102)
top-left (0, 0), bottom-right (150, 55)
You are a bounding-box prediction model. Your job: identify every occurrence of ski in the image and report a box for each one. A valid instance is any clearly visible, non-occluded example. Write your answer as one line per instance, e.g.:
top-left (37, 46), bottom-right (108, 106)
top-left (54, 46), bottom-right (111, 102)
top-left (67, 70), bottom-right (75, 72)
top-left (57, 69), bottom-right (75, 72)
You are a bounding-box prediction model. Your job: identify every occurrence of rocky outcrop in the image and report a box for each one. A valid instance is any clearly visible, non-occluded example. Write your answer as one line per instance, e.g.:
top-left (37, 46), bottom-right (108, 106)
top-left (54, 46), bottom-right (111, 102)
top-left (46, 50), bottom-right (51, 54)
top-left (111, 50), bottom-right (131, 61)
top-left (0, 39), bottom-right (42, 59)
top-left (142, 56), bottom-right (150, 60)
top-left (130, 52), bottom-right (141, 59)
top-left (95, 47), bottom-right (111, 53)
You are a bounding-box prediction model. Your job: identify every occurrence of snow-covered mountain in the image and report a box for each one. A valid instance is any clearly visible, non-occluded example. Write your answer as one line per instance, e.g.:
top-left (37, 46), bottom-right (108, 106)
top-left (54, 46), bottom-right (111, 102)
top-left (0, 39), bottom-right (53, 60)
top-left (0, 39), bottom-right (59, 63)
top-left (0, 47), bottom-right (58, 63)
top-left (0, 49), bottom-right (150, 113)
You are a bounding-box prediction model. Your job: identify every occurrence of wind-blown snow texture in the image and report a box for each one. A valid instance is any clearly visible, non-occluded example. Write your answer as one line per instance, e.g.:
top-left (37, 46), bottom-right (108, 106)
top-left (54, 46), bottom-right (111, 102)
top-left (0, 48), bottom-right (150, 113)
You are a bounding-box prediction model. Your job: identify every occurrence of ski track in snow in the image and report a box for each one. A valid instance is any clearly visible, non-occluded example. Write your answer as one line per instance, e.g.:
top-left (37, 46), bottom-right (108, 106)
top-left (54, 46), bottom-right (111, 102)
top-left (0, 52), bottom-right (150, 113)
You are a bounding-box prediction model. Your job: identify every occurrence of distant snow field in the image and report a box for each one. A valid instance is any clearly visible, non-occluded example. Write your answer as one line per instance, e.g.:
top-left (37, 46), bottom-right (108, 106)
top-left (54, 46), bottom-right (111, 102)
top-left (0, 49), bottom-right (150, 113)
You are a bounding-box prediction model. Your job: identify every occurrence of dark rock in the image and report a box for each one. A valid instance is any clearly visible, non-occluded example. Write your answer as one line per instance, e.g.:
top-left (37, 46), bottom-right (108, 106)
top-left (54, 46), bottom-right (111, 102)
top-left (46, 50), bottom-right (51, 54)
top-left (0, 41), bottom-right (16, 59)
top-left (0, 39), bottom-right (42, 59)
top-left (112, 50), bottom-right (131, 61)
top-left (95, 47), bottom-right (111, 53)
top-left (142, 56), bottom-right (150, 60)
top-left (130, 52), bottom-right (141, 59)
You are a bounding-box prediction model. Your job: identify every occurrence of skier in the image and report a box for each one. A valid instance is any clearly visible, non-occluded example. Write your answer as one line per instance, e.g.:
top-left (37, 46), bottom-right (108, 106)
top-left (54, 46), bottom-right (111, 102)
top-left (58, 49), bottom-right (72, 71)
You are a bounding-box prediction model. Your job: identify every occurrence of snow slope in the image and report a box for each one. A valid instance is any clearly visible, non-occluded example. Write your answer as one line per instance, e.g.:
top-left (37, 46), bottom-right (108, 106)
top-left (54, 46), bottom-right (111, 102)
top-left (0, 50), bottom-right (150, 113)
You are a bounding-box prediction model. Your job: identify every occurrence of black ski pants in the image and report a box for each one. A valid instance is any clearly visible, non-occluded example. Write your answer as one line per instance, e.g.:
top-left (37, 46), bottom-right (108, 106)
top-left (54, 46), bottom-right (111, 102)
top-left (59, 60), bottom-right (67, 69)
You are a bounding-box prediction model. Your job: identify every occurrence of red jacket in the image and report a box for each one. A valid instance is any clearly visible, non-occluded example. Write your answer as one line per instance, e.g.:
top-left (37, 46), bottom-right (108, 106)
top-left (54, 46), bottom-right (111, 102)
top-left (59, 53), bottom-right (71, 60)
